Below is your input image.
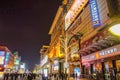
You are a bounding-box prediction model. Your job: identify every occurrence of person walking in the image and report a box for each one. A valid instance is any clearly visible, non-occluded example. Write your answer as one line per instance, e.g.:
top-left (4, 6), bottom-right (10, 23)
top-left (116, 71), bottom-right (120, 80)
top-left (51, 74), bottom-right (54, 80)
top-left (8, 73), bottom-right (11, 80)
top-left (23, 74), bottom-right (28, 80)
top-left (35, 74), bottom-right (40, 80)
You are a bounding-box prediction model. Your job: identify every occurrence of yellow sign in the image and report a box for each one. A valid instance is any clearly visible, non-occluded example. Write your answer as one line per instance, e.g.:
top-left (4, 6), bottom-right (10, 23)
top-left (65, 0), bottom-right (89, 30)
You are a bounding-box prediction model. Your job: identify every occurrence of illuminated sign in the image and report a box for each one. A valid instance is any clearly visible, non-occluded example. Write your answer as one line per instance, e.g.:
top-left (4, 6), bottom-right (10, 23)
top-left (99, 48), bottom-right (117, 56)
top-left (82, 45), bottom-right (120, 62)
top-left (41, 56), bottom-right (48, 67)
top-left (0, 57), bottom-right (5, 64)
top-left (65, 0), bottom-right (89, 30)
top-left (89, 0), bottom-right (101, 27)
top-left (15, 59), bottom-right (20, 65)
top-left (0, 51), bottom-right (5, 56)
top-left (44, 69), bottom-right (48, 77)
top-left (5, 52), bottom-right (10, 61)
top-left (54, 60), bottom-right (59, 70)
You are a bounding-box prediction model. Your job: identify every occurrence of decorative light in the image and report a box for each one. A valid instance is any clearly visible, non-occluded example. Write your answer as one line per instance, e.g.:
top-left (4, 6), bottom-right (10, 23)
top-left (65, 0), bottom-right (89, 30)
top-left (109, 24), bottom-right (120, 36)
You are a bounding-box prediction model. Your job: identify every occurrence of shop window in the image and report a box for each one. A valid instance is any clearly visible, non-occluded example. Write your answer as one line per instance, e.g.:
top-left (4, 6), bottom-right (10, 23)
top-left (104, 61), bottom-right (114, 80)
top-left (105, 61), bottom-right (113, 72)
top-left (116, 60), bottom-right (120, 71)
top-left (106, 0), bottom-right (119, 17)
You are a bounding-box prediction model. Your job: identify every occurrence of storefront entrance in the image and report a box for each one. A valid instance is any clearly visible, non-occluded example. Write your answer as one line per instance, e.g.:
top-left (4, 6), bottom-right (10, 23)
top-left (116, 60), bottom-right (120, 72)
top-left (73, 67), bottom-right (81, 77)
top-left (104, 61), bottom-right (114, 80)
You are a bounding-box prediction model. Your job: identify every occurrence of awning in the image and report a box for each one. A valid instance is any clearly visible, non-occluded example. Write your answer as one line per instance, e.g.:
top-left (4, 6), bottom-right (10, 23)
top-left (79, 36), bottom-right (119, 56)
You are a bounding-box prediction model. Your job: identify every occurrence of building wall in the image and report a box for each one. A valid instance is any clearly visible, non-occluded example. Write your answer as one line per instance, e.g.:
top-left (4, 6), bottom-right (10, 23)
top-left (65, 0), bottom-right (120, 75)
top-left (71, 0), bottom-right (110, 43)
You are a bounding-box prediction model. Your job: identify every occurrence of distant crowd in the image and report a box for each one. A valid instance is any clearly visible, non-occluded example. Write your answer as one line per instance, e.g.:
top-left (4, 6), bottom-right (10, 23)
top-left (4, 72), bottom-right (41, 80)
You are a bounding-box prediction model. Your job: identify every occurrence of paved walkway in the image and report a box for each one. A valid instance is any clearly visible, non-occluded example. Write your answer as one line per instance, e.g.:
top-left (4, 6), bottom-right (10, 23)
top-left (69, 77), bottom-right (88, 80)
top-left (80, 78), bottom-right (88, 80)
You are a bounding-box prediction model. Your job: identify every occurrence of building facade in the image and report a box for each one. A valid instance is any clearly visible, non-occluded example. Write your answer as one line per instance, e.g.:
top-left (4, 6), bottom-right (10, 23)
top-left (64, 0), bottom-right (120, 79)
top-left (40, 45), bottom-right (49, 78)
top-left (48, 4), bottom-right (70, 80)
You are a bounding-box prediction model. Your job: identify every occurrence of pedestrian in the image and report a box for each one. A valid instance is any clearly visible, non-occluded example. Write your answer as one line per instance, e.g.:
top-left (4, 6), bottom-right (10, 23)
top-left (17, 74), bottom-right (21, 80)
top-left (27, 73), bottom-right (33, 80)
top-left (51, 74), bottom-right (54, 80)
top-left (8, 73), bottom-right (11, 80)
top-left (14, 72), bottom-right (18, 80)
top-left (23, 74), bottom-right (28, 80)
top-left (110, 69), bottom-right (115, 80)
top-left (35, 74), bottom-right (40, 80)
top-left (116, 71), bottom-right (120, 80)
top-left (40, 74), bottom-right (42, 80)
top-left (4, 72), bottom-right (9, 80)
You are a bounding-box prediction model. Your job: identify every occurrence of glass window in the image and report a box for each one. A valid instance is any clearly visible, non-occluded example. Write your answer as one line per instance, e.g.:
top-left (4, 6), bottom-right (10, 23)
top-left (116, 60), bottom-right (120, 71)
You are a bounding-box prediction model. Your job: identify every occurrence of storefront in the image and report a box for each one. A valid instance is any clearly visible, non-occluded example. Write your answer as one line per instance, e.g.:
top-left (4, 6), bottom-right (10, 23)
top-left (82, 44), bottom-right (120, 80)
top-left (73, 67), bottom-right (81, 77)
top-left (68, 36), bottom-right (81, 77)
top-left (53, 60), bottom-right (59, 73)
top-left (40, 55), bottom-right (50, 78)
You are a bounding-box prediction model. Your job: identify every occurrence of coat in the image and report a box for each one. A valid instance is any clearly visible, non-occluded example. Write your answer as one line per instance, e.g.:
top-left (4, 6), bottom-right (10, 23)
top-left (116, 73), bottom-right (120, 80)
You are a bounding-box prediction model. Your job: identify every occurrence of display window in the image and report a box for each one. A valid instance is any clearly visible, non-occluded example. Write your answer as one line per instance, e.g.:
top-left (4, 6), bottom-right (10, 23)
top-left (92, 62), bottom-right (102, 80)
top-left (116, 60), bottom-right (120, 71)
top-left (73, 67), bottom-right (80, 77)
top-left (105, 61), bottom-right (113, 72)
top-left (93, 62), bottom-right (102, 72)
top-left (104, 61), bottom-right (113, 80)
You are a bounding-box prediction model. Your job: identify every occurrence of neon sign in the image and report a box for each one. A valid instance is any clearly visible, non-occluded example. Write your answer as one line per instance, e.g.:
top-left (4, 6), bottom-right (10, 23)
top-left (41, 56), bottom-right (48, 67)
top-left (89, 0), bottom-right (101, 27)
top-left (65, 0), bottom-right (89, 30)
top-left (0, 51), bottom-right (5, 56)
top-left (99, 48), bottom-right (117, 56)
top-left (82, 45), bottom-right (120, 63)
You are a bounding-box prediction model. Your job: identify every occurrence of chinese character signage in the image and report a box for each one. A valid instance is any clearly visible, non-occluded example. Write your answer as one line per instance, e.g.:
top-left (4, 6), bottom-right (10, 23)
top-left (82, 44), bottom-right (120, 63)
top-left (89, 0), bottom-right (101, 27)
top-left (65, 0), bottom-right (89, 30)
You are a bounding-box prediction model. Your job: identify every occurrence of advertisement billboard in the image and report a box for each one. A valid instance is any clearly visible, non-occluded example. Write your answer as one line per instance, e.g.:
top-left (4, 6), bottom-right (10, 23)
top-left (89, 0), bottom-right (101, 27)
top-left (65, 0), bottom-right (89, 30)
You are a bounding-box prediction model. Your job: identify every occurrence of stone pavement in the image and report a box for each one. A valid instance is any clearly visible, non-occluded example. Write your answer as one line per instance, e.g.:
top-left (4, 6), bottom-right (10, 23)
top-left (69, 77), bottom-right (88, 80)
top-left (80, 78), bottom-right (88, 80)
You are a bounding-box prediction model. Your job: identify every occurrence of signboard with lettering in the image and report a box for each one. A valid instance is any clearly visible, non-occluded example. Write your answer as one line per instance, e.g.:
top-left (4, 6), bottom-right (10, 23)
top-left (0, 51), bottom-right (5, 56)
top-left (65, 0), bottom-right (89, 30)
top-left (89, 0), bottom-right (101, 27)
top-left (82, 44), bottom-right (120, 62)
top-left (41, 56), bottom-right (48, 67)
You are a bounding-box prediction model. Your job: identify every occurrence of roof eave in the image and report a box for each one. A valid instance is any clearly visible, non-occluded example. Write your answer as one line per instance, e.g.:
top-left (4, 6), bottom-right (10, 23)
top-left (48, 6), bottom-right (63, 35)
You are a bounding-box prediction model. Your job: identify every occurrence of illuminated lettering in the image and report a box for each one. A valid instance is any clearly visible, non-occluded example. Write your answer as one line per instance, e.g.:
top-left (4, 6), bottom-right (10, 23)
top-left (89, 0), bottom-right (101, 27)
top-left (99, 48), bottom-right (118, 56)
top-left (65, 0), bottom-right (89, 30)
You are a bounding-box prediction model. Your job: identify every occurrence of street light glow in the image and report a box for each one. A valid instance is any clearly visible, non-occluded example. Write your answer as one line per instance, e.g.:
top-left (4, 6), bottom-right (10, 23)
top-left (109, 24), bottom-right (120, 36)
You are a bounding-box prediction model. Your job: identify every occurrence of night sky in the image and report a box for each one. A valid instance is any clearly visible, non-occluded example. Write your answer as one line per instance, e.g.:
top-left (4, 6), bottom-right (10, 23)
top-left (0, 0), bottom-right (61, 70)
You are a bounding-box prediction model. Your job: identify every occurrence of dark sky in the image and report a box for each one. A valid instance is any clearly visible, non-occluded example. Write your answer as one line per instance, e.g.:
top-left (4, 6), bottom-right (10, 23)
top-left (0, 0), bottom-right (61, 70)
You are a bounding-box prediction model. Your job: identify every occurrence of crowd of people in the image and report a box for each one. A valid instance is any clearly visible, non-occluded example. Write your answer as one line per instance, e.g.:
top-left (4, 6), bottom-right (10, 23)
top-left (4, 72), bottom-right (41, 80)
top-left (3, 71), bottom-right (120, 80)
top-left (3, 72), bottom-right (68, 80)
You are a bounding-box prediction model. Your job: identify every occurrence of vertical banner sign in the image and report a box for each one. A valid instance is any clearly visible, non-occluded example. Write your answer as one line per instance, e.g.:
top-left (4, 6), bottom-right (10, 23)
top-left (89, 0), bottom-right (101, 27)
